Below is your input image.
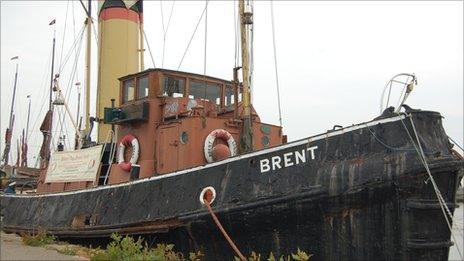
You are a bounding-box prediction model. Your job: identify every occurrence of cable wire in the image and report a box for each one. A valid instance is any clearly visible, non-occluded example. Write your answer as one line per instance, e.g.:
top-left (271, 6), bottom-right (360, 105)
top-left (177, 1), bottom-right (210, 70)
top-left (201, 0), bottom-right (208, 114)
top-left (143, 29), bottom-right (156, 68)
top-left (248, 0), bottom-right (254, 103)
top-left (161, 0), bottom-right (176, 68)
top-left (58, 0), bottom-right (70, 70)
top-left (448, 136), bottom-right (464, 152)
top-left (270, 0), bottom-right (283, 127)
top-left (204, 0), bottom-right (208, 77)
top-left (233, 0), bottom-right (238, 67)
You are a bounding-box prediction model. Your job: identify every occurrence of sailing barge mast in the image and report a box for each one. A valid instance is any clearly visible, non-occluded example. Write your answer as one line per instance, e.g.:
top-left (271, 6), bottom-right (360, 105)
top-left (1, 56), bottom-right (19, 166)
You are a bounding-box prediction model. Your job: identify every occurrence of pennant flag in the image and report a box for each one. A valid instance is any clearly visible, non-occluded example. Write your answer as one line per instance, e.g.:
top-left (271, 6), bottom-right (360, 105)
top-left (49, 19), bottom-right (56, 25)
top-left (10, 56), bottom-right (18, 60)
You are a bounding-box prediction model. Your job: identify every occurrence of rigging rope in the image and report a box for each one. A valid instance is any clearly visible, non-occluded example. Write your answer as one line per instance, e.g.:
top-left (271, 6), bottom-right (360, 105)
top-left (72, 0), bottom-right (79, 82)
top-left (248, 0), bottom-right (255, 103)
top-left (27, 46), bottom-right (54, 142)
top-left (233, 0), bottom-right (238, 67)
top-left (160, 1), bottom-right (165, 41)
top-left (366, 124), bottom-right (434, 154)
top-left (72, 2), bottom-right (82, 129)
top-left (177, 1), bottom-right (210, 70)
top-left (54, 21), bottom-right (84, 150)
top-left (160, 1), bottom-right (165, 67)
top-left (270, 1), bottom-right (283, 127)
top-left (161, 0), bottom-right (176, 68)
top-left (400, 115), bottom-right (463, 259)
top-left (58, 0), bottom-right (70, 70)
top-left (58, 24), bottom-right (86, 73)
top-left (201, 0), bottom-right (208, 114)
top-left (59, 32), bottom-right (84, 149)
top-left (204, 0), bottom-right (208, 77)
top-left (143, 29), bottom-right (156, 68)
top-left (448, 135), bottom-right (464, 152)
top-left (91, 16), bottom-right (99, 47)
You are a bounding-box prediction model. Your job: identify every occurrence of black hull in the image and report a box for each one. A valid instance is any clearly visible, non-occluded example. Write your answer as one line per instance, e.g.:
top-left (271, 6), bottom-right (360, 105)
top-left (2, 111), bottom-right (462, 260)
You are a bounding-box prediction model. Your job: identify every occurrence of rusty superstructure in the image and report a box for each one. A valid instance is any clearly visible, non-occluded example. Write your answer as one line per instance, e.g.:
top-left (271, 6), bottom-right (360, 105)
top-left (35, 68), bottom-right (283, 193)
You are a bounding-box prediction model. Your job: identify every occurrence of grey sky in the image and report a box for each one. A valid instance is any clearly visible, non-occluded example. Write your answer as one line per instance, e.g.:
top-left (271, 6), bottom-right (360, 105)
top-left (1, 1), bottom-right (462, 165)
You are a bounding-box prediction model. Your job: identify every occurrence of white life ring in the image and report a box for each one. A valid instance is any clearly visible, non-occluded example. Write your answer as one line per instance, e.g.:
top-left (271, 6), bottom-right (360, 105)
top-left (204, 129), bottom-right (237, 163)
top-left (118, 134), bottom-right (140, 172)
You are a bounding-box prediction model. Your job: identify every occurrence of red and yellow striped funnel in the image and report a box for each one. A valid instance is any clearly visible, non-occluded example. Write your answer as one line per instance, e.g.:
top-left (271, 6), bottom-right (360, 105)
top-left (97, 0), bottom-right (143, 141)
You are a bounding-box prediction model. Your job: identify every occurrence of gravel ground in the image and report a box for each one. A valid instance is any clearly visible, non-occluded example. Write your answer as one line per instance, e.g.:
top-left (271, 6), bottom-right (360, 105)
top-left (0, 232), bottom-right (87, 261)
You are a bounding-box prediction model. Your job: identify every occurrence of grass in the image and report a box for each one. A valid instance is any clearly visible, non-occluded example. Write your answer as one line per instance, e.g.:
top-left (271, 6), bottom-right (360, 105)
top-left (234, 249), bottom-right (312, 261)
top-left (91, 233), bottom-right (311, 261)
top-left (56, 246), bottom-right (77, 256)
top-left (20, 229), bottom-right (55, 247)
top-left (90, 233), bottom-right (203, 261)
top-left (21, 231), bottom-right (312, 260)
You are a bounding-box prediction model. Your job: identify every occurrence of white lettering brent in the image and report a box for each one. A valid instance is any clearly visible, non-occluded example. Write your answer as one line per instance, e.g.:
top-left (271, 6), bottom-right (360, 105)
top-left (259, 145), bottom-right (318, 174)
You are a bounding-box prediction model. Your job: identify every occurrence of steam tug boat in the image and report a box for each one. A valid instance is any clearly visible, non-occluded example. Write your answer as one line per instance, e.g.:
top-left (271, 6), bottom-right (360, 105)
top-left (1, 1), bottom-right (462, 260)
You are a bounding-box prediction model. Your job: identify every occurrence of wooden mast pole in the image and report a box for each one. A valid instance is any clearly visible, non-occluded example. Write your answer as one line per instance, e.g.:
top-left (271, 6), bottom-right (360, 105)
top-left (84, 0), bottom-right (92, 138)
top-left (1, 57), bottom-right (19, 165)
top-left (25, 95), bottom-right (31, 144)
top-left (49, 24), bottom-right (56, 111)
top-left (38, 19), bottom-right (57, 168)
top-left (239, 0), bottom-right (253, 153)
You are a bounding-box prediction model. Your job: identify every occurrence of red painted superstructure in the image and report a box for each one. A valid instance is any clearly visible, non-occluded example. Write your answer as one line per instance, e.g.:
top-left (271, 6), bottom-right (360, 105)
top-left (37, 69), bottom-right (284, 193)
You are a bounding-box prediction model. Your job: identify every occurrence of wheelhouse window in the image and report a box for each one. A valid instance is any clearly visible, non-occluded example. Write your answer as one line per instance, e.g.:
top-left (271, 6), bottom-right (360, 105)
top-left (224, 85), bottom-right (235, 109)
top-left (189, 81), bottom-right (221, 106)
top-left (163, 77), bottom-right (185, 97)
top-left (123, 79), bottom-right (135, 102)
top-left (137, 75), bottom-right (149, 99)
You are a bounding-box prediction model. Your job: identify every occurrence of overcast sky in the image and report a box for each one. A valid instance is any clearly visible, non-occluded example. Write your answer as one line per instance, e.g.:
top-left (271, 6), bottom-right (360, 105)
top-left (1, 1), bottom-right (462, 166)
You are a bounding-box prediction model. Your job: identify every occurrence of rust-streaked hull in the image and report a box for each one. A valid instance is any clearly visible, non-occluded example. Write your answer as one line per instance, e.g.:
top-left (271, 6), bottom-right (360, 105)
top-left (2, 111), bottom-right (462, 260)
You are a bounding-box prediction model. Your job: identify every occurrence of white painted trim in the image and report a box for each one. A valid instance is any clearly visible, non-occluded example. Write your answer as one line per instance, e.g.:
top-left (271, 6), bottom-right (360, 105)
top-left (4, 114), bottom-right (406, 198)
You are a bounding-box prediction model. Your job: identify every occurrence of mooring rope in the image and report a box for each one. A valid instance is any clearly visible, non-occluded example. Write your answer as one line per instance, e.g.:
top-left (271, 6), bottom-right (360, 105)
top-left (400, 115), bottom-right (463, 259)
top-left (203, 192), bottom-right (246, 260)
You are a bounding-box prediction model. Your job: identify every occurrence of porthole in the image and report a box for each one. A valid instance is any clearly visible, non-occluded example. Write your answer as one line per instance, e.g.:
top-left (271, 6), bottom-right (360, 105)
top-left (262, 136), bottom-right (270, 147)
top-left (180, 131), bottom-right (189, 144)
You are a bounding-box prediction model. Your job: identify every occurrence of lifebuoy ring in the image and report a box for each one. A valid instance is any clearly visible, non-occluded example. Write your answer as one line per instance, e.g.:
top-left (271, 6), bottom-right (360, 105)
top-left (118, 134), bottom-right (140, 172)
top-left (204, 129), bottom-right (237, 163)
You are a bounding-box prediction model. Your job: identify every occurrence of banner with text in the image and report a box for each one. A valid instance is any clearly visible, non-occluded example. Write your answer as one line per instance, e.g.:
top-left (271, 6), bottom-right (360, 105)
top-left (45, 145), bottom-right (103, 183)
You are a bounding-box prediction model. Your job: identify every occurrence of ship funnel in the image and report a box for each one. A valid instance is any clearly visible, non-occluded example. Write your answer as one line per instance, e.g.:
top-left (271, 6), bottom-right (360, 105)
top-left (97, 0), bottom-right (143, 142)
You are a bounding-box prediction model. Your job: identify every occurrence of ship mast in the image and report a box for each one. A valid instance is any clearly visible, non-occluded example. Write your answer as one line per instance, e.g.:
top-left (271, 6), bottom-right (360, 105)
top-left (84, 0), bottom-right (92, 143)
top-left (1, 56), bottom-right (19, 166)
top-left (38, 19), bottom-right (57, 168)
top-left (49, 20), bottom-right (56, 110)
top-left (239, 0), bottom-right (253, 153)
top-left (21, 95), bottom-right (31, 167)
